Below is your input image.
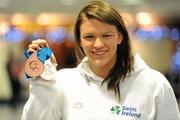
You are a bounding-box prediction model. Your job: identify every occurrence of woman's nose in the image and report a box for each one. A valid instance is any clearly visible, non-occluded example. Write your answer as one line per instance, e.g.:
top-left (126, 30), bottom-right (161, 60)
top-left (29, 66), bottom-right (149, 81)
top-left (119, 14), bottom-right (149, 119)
top-left (94, 38), bottom-right (104, 49)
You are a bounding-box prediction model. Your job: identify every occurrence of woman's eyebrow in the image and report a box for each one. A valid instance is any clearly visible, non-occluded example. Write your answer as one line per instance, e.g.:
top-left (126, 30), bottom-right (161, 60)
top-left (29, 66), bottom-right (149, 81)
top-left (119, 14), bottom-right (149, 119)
top-left (82, 31), bottom-right (115, 36)
top-left (102, 31), bottom-right (114, 35)
top-left (82, 33), bottom-right (94, 36)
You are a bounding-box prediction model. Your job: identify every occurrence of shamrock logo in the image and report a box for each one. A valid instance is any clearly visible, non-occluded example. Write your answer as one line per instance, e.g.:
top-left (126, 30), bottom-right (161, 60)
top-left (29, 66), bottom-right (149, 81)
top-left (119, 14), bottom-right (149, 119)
top-left (110, 105), bottom-right (121, 115)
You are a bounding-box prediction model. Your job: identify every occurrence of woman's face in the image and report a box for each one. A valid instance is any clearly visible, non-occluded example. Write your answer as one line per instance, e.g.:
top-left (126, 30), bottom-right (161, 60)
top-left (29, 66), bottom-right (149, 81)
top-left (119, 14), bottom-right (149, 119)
top-left (80, 18), bottom-right (122, 71)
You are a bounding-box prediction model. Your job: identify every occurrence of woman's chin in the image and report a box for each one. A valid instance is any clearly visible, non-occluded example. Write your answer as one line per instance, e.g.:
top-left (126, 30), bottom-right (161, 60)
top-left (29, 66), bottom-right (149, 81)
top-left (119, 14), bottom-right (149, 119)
top-left (91, 60), bottom-right (107, 67)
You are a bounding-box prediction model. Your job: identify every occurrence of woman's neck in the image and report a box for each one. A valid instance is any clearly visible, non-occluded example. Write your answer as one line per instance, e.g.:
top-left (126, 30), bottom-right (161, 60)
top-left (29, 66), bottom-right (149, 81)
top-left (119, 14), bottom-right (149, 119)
top-left (89, 61), bottom-right (116, 79)
top-left (90, 66), bottom-right (109, 79)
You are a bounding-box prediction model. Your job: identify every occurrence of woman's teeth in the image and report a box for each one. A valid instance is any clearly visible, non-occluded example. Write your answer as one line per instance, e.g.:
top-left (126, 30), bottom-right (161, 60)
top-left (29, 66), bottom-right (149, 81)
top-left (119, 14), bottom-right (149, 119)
top-left (93, 51), bottom-right (106, 55)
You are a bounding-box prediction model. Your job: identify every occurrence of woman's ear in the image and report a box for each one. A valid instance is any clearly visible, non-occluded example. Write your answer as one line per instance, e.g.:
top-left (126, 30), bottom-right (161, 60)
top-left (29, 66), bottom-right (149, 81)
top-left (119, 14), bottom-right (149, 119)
top-left (117, 33), bottom-right (123, 45)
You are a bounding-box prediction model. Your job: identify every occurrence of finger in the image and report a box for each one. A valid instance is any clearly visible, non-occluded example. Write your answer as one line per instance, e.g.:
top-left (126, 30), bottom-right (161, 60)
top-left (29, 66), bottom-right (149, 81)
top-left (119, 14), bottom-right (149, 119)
top-left (39, 42), bottom-right (45, 48)
top-left (36, 39), bottom-right (45, 48)
top-left (40, 39), bottom-right (49, 48)
top-left (27, 48), bottom-right (36, 53)
top-left (28, 44), bottom-right (41, 51)
top-left (32, 39), bottom-right (49, 48)
top-left (29, 43), bottom-right (41, 50)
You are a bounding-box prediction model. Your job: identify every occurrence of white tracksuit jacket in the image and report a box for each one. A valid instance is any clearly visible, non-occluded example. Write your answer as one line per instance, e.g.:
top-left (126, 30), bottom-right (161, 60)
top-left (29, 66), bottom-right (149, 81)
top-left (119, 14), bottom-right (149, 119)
top-left (21, 54), bottom-right (180, 120)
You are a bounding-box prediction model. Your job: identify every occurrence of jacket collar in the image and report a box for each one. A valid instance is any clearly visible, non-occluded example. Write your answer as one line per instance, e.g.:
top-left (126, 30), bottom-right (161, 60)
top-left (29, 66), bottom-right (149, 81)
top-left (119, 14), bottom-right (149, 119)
top-left (77, 53), bottom-right (149, 82)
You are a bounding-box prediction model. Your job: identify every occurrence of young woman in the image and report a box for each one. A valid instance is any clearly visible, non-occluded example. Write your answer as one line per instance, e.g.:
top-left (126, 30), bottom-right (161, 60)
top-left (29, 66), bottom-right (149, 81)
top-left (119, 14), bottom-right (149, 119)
top-left (22, 1), bottom-right (180, 120)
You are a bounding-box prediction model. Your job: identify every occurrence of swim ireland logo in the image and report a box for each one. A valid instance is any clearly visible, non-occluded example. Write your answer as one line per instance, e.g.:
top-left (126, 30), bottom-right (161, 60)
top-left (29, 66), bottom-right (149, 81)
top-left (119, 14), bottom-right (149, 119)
top-left (110, 105), bottom-right (141, 118)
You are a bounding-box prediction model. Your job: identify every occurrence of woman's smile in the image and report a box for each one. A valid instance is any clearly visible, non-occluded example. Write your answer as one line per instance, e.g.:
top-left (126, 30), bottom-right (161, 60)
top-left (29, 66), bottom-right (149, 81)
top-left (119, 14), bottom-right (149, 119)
top-left (92, 49), bottom-right (108, 56)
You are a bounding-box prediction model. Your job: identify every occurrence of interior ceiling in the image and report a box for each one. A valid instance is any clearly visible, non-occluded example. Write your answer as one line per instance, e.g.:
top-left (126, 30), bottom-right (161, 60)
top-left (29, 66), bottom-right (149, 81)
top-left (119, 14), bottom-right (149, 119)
top-left (0, 0), bottom-right (180, 21)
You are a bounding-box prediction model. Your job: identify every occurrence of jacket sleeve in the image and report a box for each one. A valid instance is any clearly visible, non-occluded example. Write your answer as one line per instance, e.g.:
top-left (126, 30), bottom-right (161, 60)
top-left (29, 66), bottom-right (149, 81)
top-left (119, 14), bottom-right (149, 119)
top-left (21, 77), bottom-right (63, 120)
top-left (155, 77), bottom-right (180, 120)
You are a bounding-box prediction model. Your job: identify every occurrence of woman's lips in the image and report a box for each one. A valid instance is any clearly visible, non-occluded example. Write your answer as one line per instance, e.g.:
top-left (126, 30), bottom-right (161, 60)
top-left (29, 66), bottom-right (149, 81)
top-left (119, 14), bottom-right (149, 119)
top-left (92, 50), bottom-right (108, 55)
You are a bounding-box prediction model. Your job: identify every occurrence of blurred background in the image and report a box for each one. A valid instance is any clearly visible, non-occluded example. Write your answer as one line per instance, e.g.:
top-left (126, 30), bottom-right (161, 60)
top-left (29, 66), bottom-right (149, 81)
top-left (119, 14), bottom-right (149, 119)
top-left (0, 0), bottom-right (180, 119)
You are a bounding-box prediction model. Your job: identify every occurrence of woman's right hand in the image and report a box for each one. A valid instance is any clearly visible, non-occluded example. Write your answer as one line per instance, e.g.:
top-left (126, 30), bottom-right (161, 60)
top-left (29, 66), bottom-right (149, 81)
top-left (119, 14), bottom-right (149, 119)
top-left (27, 39), bottom-right (49, 52)
top-left (27, 39), bottom-right (57, 64)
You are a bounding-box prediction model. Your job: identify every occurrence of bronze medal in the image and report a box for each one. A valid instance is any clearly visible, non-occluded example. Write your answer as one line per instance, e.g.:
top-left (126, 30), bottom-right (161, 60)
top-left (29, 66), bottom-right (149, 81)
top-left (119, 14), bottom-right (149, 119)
top-left (25, 51), bottom-right (45, 78)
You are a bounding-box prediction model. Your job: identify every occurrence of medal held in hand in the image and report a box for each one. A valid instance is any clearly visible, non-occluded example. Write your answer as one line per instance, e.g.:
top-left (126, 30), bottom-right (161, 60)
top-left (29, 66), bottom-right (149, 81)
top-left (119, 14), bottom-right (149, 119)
top-left (24, 47), bottom-right (57, 80)
top-left (25, 51), bottom-right (45, 78)
top-left (40, 58), bottom-right (57, 80)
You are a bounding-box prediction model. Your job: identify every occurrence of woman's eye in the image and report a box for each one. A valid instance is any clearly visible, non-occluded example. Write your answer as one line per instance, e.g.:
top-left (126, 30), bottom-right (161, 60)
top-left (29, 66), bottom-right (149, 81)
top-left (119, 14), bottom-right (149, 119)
top-left (102, 34), bottom-right (112, 38)
top-left (84, 36), bottom-right (95, 40)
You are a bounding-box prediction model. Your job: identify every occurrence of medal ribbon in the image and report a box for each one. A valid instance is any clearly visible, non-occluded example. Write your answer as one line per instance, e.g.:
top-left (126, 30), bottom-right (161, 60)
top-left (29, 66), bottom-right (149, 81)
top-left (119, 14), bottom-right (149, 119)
top-left (24, 47), bottom-right (52, 63)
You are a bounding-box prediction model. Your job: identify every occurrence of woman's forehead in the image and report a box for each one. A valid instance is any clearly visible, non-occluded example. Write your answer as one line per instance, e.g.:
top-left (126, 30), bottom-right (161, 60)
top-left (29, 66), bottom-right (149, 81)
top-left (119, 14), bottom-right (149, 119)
top-left (80, 19), bottom-right (117, 34)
